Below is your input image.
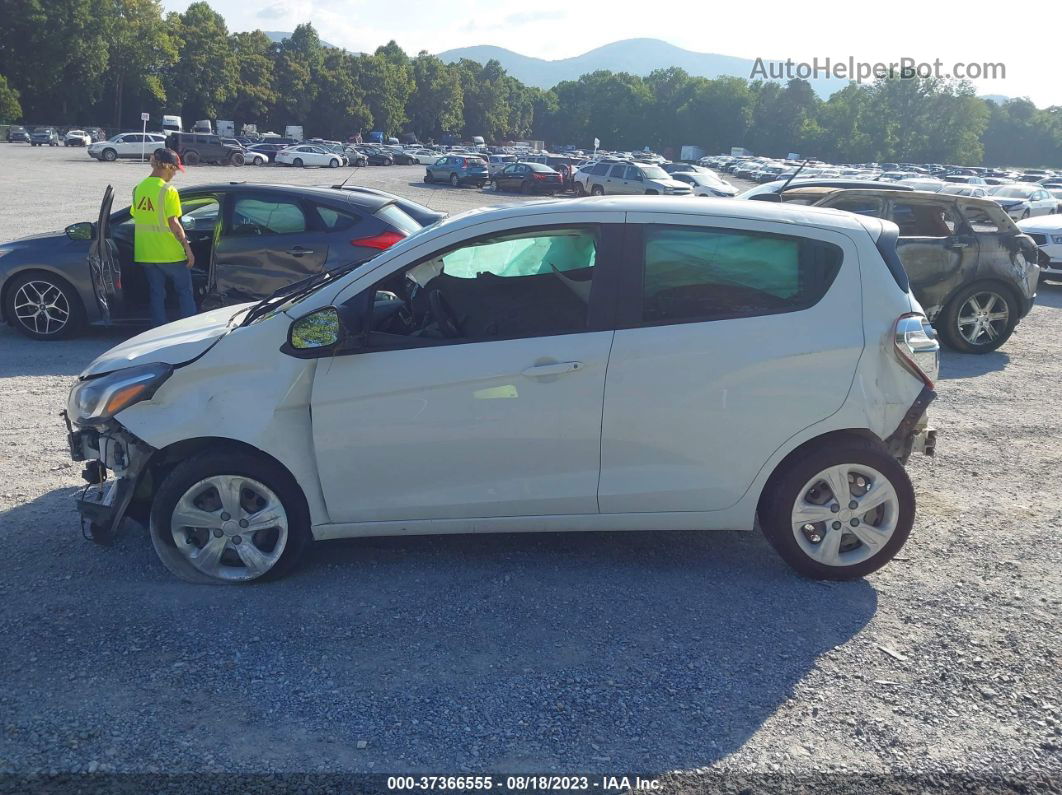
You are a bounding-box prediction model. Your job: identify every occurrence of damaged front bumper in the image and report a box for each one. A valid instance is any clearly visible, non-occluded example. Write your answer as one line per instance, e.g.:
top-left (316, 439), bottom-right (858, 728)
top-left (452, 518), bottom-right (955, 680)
top-left (62, 411), bottom-right (156, 544)
top-left (885, 386), bottom-right (937, 463)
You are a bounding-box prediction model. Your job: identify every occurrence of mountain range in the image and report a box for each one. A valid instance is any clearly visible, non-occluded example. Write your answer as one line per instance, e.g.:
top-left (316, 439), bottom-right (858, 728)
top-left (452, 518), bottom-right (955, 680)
top-left (437, 38), bottom-right (849, 98)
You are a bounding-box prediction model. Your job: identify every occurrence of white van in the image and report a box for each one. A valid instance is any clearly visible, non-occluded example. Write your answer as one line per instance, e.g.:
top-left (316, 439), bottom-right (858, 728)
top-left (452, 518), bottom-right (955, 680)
top-left (65, 197), bottom-right (938, 584)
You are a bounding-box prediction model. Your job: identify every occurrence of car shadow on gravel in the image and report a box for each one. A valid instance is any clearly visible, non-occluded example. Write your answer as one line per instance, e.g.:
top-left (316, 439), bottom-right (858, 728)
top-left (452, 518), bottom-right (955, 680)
top-left (1, 495), bottom-right (878, 775)
top-left (0, 325), bottom-right (129, 377)
top-left (937, 350), bottom-right (1010, 379)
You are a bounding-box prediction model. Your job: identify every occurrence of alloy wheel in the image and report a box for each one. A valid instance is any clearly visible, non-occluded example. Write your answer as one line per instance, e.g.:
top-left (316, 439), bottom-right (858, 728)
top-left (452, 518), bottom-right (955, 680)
top-left (13, 279), bottom-right (70, 336)
top-left (956, 291), bottom-right (1009, 347)
top-left (790, 464), bottom-right (899, 567)
top-left (170, 475), bottom-right (289, 582)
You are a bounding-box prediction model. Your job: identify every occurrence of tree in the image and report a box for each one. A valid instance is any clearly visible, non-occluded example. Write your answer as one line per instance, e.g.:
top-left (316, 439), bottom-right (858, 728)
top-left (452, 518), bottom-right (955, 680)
top-left (224, 30), bottom-right (276, 121)
top-left (358, 43), bottom-right (414, 135)
top-left (408, 53), bottom-right (463, 140)
top-left (102, 0), bottom-right (178, 126)
top-left (0, 74), bottom-right (21, 122)
top-left (163, 2), bottom-right (237, 121)
top-left (307, 50), bottom-right (372, 140)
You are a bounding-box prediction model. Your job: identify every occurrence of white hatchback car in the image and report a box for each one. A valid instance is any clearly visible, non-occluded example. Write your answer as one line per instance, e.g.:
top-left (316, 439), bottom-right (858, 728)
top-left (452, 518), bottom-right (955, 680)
top-left (65, 197), bottom-right (938, 584)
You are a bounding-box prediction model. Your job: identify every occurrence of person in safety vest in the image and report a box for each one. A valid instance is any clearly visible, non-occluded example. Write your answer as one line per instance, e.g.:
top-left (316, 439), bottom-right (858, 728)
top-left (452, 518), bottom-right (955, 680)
top-left (132, 148), bottom-right (195, 326)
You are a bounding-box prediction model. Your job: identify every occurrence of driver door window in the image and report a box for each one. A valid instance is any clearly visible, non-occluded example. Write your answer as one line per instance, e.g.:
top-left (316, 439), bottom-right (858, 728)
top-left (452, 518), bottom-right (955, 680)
top-left (363, 227), bottom-right (601, 344)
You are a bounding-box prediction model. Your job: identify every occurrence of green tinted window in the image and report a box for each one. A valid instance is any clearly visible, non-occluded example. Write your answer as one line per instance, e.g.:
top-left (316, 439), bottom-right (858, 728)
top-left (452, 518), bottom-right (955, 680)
top-left (232, 198), bottom-right (306, 235)
top-left (441, 229), bottom-right (597, 279)
top-left (642, 225), bottom-right (841, 323)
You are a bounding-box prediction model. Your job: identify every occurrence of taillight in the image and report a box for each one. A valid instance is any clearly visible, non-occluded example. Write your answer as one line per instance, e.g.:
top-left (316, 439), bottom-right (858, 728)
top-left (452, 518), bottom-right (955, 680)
top-left (351, 230), bottom-right (405, 250)
top-left (894, 313), bottom-right (939, 389)
top-left (532, 172), bottom-right (545, 180)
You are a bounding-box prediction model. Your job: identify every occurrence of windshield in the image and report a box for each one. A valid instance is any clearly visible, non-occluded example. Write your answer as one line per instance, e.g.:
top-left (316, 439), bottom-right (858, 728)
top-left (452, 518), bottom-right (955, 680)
top-left (991, 186), bottom-right (1033, 198)
top-left (641, 166), bottom-right (669, 180)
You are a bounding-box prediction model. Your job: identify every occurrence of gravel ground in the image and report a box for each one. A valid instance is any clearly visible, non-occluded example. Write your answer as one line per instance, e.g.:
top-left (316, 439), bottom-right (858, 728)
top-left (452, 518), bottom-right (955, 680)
top-left (0, 144), bottom-right (1059, 791)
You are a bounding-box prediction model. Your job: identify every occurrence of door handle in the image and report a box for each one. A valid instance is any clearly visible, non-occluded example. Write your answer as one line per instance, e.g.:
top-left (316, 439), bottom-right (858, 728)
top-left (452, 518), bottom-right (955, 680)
top-left (948, 241), bottom-right (970, 249)
top-left (287, 247), bottom-right (315, 256)
top-left (521, 361), bottom-right (583, 378)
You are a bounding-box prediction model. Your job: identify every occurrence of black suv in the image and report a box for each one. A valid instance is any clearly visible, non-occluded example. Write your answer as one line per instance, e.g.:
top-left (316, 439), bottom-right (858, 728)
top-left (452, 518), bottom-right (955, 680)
top-left (6, 125), bottom-right (30, 143)
top-left (164, 132), bottom-right (244, 166)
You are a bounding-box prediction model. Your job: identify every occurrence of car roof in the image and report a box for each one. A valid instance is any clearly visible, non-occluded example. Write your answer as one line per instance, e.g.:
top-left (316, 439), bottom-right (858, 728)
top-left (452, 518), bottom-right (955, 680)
top-left (175, 183), bottom-right (394, 212)
top-left (422, 195), bottom-right (884, 240)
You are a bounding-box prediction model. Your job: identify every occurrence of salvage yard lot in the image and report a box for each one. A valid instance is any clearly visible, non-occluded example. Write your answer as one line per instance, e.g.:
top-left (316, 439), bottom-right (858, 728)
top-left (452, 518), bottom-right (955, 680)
top-left (0, 144), bottom-right (1059, 785)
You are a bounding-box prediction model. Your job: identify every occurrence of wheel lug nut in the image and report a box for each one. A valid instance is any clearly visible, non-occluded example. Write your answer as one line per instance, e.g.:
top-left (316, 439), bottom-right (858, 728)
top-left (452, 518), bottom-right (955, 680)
top-left (212, 528), bottom-right (223, 538)
top-left (832, 521), bottom-right (842, 530)
top-left (830, 503), bottom-right (840, 513)
top-left (238, 519), bottom-right (248, 528)
top-left (220, 512), bottom-right (230, 521)
top-left (850, 518), bottom-right (860, 527)
top-left (849, 500), bottom-right (858, 510)
top-left (232, 535), bottom-right (242, 544)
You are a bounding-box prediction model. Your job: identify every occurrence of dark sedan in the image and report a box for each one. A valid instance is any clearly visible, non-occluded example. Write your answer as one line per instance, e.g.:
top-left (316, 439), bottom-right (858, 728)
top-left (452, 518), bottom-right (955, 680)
top-left (0, 183), bottom-right (435, 340)
top-left (6, 125), bottom-right (30, 143)
top-left (493, 162), bottom-right (563, 194)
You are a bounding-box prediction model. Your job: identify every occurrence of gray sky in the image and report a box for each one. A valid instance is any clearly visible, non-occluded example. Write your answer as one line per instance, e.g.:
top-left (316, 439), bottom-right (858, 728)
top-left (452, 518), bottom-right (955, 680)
top-left (163, 0), bottom-right (1057, 107)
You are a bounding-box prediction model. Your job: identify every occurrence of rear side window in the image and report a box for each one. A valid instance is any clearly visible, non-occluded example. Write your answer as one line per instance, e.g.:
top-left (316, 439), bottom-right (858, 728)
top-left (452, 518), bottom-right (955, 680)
top-left (231, 198), bottom-right (307, 235)
top-left (640, 225), bottom-right (843, 324)
top-left (891, 203), bottom-right (959, 236)
top-left (374, 203), bottom-right (421, 236)
top-left (829, 197), bottom-right (883, 217)
top-left (609, 165), bottom-right (627, 178)
top-left (315, 205), bottom-right (361, 232)
top-left (591, 163), bottom-right (610, 176)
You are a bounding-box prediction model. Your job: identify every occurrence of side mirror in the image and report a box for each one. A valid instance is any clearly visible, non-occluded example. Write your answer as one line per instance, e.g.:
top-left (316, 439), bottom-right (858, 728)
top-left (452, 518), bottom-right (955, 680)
top-left (286, 307), bottom-right (344, 356)
top-left (179, 215), bottom-right (194, 229)
top-left (66, 221), bottom-right (93, 241)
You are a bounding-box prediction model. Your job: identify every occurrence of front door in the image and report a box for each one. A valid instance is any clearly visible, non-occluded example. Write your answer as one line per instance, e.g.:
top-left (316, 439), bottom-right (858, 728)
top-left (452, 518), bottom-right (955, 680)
top-left (598, 216), bottom-right (863, 513)
top-left (210, 192), bottom-right (330, 305)
top-left (310, 223), bottom-right (619, 523)
top-left (87, 185), bottom-right (121, 323)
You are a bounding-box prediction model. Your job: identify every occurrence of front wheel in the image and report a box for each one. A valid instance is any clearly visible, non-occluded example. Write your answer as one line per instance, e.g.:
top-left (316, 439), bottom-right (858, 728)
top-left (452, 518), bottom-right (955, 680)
top-left (937, 282), bottom-right (1018, 354)
top-left (759, 437), bottom-right (914, 580)
top-left (4, 271), bottom-right (84, 340)
top-left (329, 158), bottom-right (340, 168)
top-left (590, 184), bottom-right (604, 196)
top-left (424, 171), bottom-right (434, 183)
top-left (101, 148), bottom-right (117, 161)
top-left (292, 158), bottom-right (304, 168)
top-left (449, 173), bottom-right (460, 187)
top-left (150, 451), bottom-right (311, 584)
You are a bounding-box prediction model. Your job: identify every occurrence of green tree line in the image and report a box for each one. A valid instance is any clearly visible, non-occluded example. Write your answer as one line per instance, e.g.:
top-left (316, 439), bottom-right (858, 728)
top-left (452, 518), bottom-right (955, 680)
top-left (0, 0), bottom-right (1059, 166)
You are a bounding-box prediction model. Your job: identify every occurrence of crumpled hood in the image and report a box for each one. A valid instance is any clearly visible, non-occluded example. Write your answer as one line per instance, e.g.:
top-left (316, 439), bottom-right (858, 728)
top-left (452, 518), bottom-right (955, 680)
top-left (80, 303), bottom-right (253, 378)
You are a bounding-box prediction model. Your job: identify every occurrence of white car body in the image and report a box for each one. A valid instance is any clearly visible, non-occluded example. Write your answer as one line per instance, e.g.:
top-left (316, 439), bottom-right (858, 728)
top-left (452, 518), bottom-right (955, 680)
top-left (68, 197), bottom-right (938, 584)
top-left (669, 172), bottom-right (738, 197)
top-left (988, 185), bottom-right (1057, 220)
top-left (64, 130), bottom-right (92, 146)
top-left (409, 149), bottom-right (442, 165)
top-left (87, 133), bottom-right (167, 161)
top-left (1017, 214), bottom-right (1062, 278)
top-left (276, 145), bottom-right (343, 168)
top-left (242, 149), bottom-right (269, 165)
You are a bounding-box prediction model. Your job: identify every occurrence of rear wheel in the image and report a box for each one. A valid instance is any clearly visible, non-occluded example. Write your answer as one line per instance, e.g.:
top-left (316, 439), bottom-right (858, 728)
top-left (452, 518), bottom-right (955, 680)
top-left (229, 151), bottom-right (245, 166)
top-left (937, 282), bottom-right (1018, 354)
top-left (4, 271), bottom-right (84, 340)
top-left (101, 148), bottom-right (117, 162)
top-left (759, 437), bottom-right (914, 580)
top-left (293, 157), bottom-right (304, 168)
top-left (150, 451), bottom-right (311, 585)
top-left (183, 150), bottom-right (201, 166)
top-left (590, 184), bottom-right (604, 196)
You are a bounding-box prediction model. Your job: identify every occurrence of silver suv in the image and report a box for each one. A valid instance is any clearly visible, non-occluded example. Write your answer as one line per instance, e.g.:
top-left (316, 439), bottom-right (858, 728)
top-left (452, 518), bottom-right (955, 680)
top-left (577, 162), bottom-right (692, 196)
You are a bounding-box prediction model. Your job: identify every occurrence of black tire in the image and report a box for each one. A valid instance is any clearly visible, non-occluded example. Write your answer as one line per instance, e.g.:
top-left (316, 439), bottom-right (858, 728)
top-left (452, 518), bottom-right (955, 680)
top-left (329, 158), bottom-right (340, 168)
top-left (149, 450), bottom-right (312, 585)
top-left (424, 171), bottom-right (434, 183)
top-left (101, 148), bottom-right (117, 161)
top-left (590, 184), bottom-right (604, 196)
top-left (645, 189), bottom-right (659, 195)
top-left (229, 151), bottom-right (245, 166)
top-left (293, 157), bottom-right (304, 168)
top-left (520, 181), bottom-right (532, 195)
top-left (449, 173), bottom-right (460, 187)
top-left (759, 436), bottom-right (915, 580)
top-left (3, 270), bottom-right (85, 340)
top-left (183, 150), bottom-right (201, 166)
top-left (1021, 209), bottom-right (1030, 220)
top-left (936, 280), bottom-right (1019, 354)
top-left (575, 183), bottom-right (587, 196)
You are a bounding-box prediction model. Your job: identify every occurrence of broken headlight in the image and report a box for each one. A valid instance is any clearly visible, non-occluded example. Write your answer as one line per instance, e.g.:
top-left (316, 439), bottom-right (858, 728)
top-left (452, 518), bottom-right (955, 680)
top-left (68, 362), bottom-right (173, 424)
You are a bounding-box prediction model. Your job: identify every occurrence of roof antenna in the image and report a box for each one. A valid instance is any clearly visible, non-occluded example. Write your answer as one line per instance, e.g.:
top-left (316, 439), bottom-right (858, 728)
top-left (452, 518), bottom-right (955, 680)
top-left (333, 160), bottom-right (362, 190)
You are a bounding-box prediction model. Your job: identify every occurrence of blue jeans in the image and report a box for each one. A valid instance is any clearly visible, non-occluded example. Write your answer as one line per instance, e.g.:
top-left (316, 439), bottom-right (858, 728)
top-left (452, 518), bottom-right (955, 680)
top-left (142, 261), bottom-right (196, 327)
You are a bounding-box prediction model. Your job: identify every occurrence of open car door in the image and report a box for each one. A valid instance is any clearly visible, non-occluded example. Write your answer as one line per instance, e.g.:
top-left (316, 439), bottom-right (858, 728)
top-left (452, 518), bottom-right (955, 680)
top-left (87, 185), bottom-right (121, 323)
